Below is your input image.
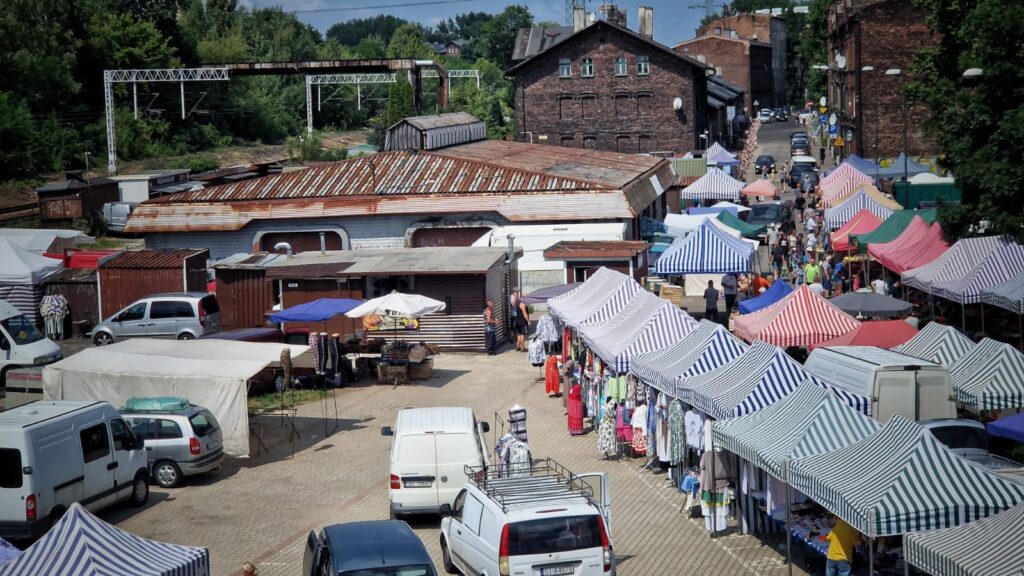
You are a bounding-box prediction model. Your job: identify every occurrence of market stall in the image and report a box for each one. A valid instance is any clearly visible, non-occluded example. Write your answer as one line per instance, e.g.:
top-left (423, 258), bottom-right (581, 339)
top-left (894, 321), bottom-right (977, 366)
top-left (876, 153), bottom-right (932, 180)
top-left (931, 239), bottom-right (1024, 306)
top-left (741, 178), bottom-right (777, 200)
top-left (851, 208), bottom-right (937, 250)
top-left (904, 501), bottom-right (1024, 576)
top-left (820, 178), bottom-right (880, 209)
top-left (547, 268), bottom-right (639, 329)
top-left (344, 291), bottom-right (446, 385)
top-left (738, 280), bottom-right (793, 314)
top-left (902, 236), bottom-right (1006, 295)
top-left (981, 270), bottom-right (1024, 315)
top-left (523, 282), bottom-right (581, 304)
top-left (0, 236), bottom-right (63, 323)
top-left (629, 320), bottom-right (748, 394)
top-left (716, 210), bottom-right (765, 238)
top-left (829, 209), bottom-right (882, 252)
top-left (868, 216), bottom-right (949, 274)
top-left (678, 167), bottom-right (745, 202)
top-left (949, 338), bottom-right (1024, 410)
top-left (664, 213), bottom-right (742, 238)
top-left (823, 187), bottom-right (902, 229)
top-left (809, 320), bottom-right (918, 350)
top-left (818, 162), bottom-right (873, 190)
top-left (585, 295), bottom-right (696, 373)
top-left (655, 220), bottom-right (755, 276)
top-left (733, 285), bottom-right (862, 347)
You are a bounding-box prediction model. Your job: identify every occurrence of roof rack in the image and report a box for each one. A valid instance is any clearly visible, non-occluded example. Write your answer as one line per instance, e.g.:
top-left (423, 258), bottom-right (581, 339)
top-left (464, 458), bottom-right (596, 513)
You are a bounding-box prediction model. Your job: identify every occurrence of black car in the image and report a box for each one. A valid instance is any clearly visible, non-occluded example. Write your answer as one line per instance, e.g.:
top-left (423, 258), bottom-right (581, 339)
top-left (773, 108), bottom-right (789, 121)
top-left (789, 131), bottom-right (808, 143)
top-left (304, 520), bottom-right (437, 576)
top-left (788, 160), bottom-right (818, 188)
top-left (747, 200), bottom-right (795, 233)
top-left (754, 155), bottom-right (776, 175)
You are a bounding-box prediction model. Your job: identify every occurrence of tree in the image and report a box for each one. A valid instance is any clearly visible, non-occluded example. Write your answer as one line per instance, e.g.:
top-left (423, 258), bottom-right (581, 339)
top-left (84, 13), bottom-right (178, 69)
top-left (910, 0), bottom-right (1024, 242)
top-left (0, 92), bottom-right (37, 178)
top-left (352, 35), bottom-right (387, 59)
top-left (326, 15), bottom-right (409, 47)
top-left (799, 0), bottom-right (829, 103)
top-left (477, 5), bottom-right (532, 70)
top-left (387, 24), bottom-right (434, 59)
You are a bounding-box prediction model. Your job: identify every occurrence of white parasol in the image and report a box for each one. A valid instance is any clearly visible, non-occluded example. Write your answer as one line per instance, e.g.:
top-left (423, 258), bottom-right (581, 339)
top-left (345, 291), bottom-right (446, 319)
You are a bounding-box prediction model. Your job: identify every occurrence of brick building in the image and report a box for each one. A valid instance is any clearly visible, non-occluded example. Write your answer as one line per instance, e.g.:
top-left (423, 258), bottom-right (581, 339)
top-left (828, 0), bottom-right (940, 160)
top-left (698, 13), bottom-right (787, 108)
top-left (674, 35), bottom-right (771, 118)
top-left (507, 19), bottom-right (710, 155)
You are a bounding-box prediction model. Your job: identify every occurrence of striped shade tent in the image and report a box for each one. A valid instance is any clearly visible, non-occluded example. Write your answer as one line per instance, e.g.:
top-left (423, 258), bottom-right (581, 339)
top-left (894, 322), bottom-right (977, 366)
top-left (852, 208), bottom-right (938, 248)
top-left (902, 236), bottom-right (1005, 294)
top-left (788, 415), bottom-right (1024, 537)
top-left (823, 187), bottom-right (902, 229)
top-left (548, 268), bottom-right (640, 329)
top-left (575, 278), bottom-right (642, 327)
top-left (931, 238), bottom-right (1024, 305)
top-left (678, 168), bottom-right (745, 201)
top-left (629, 320), bottom-right (748, 394)
top-left (830, 209), bottom-right (883, 252)
top-left (705, 141), bottom-right (736, 161)
top-left (980, 270), bottom-right (1024, 315)
top-left (547, 267), bottom-right (619, 320)
top-left (740, 178), bottom-right (777, 198)
top-left (820, 178), bottom-right (881, 208)
top-left (580, 291), bottom-right (672, 358)
top-left (818, 162), bottom-right (873, 189)
top-left (590, 300), bottom-right (697, 373)
top-left (950, 338), bottom-right (1024, 410)
top-left (868, 216), bottom-right (949, 274)
top-left (712, 381), bottom-right (880, 481)
top-left (655, 219), bottom-right (755, 275)
top-left (904, 501), bottom-right (1024, 576)
top-left (733, 284), bottom-right (862, 348)
top-left (0, 502), bottom-right (210, 576)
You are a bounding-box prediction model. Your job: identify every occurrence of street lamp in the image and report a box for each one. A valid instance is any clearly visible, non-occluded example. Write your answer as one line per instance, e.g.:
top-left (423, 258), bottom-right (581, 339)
top-left (885, 68), bottom-right (909, 184)
top-left (861, 66), bottom-right (880, 163)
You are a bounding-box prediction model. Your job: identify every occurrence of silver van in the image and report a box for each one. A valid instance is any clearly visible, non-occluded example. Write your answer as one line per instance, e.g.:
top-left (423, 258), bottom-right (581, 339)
top-left (91, 292), bottom-right (221, 346)
top-left (122, 405), bottom-right (224, 488)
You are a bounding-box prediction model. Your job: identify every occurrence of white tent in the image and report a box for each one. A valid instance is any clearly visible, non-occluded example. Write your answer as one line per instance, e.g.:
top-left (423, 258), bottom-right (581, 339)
top-left (0, 229), bottom-right (93, 253)
top-left (664, 213), bottom-right (741, 238)
top-left (908, 172), bottom-right (955, 185)
top-left (42, 339), bottom-right (311, 457)
top-left (0, 237), bottom-right (63, 323)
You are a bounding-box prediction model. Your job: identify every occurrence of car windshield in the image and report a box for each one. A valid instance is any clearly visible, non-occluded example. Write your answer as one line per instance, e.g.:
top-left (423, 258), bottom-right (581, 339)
top-left (757, 156), bottom-right (773, 163)
top-left (750, 205), bottom-right (782, 220)
top-left (929, 426), bottom-right (988, 451)
top-left (342, 566), bottom-right (434, 576)
top-left (1, 315), bottom-right (44, 345)
top-left (508, 515), bottom-right (602, 555)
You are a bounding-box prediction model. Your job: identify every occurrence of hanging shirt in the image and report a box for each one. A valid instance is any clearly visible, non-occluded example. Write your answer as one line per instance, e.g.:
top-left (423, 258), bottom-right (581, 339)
top-left (685, 410), bottom-right (705, 450)
top-left (668, 400), bottom-right (686, 465)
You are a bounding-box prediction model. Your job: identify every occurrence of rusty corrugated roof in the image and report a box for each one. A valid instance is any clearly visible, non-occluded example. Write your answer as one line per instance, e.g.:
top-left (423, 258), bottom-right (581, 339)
top-left (100, 249), bottom-right (208, 269)
top-left (402, 112), bottom-right (481, 130)
top-left (544, 240), bottom-right (650, 259)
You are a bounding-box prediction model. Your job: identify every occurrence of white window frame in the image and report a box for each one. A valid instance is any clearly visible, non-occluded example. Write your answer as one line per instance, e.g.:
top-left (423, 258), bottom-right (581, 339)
top-left (614, 57), bottom-right (627, 77)
top-left (581, 58), bottom-right (594, 78)
top-left (558, 58), bottom-right (572, 78)
top-left (637, 55), bottom-right (650, 76)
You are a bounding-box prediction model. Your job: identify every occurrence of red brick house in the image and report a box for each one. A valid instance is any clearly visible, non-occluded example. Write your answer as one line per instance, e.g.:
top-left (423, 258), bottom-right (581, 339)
top-left (674, 35), bottom-right (772, 118)
top-left (507, 20), bottom-right (711, 155)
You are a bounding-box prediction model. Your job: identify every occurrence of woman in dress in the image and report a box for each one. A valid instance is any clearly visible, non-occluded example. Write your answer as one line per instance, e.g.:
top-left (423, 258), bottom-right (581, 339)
top-left (567, 381), bottom-right (584, 435)
top-left (597, 396), bottom-right (618, 458)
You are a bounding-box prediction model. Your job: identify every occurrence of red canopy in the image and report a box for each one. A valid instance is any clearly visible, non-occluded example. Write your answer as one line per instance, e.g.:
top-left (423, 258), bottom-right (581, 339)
top-left (733, 284), bottom-right (862, 347)
top-left (808, 319), bottom-right (918, 350)
top-left (741, 179), bottom-right (778, 198)
top-left (830, 209), bottom-right (883, 252)
top-left (868, 216), bottom-right (949, 274)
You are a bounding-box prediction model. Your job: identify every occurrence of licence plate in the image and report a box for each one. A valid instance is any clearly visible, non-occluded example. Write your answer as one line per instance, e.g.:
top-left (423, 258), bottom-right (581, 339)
top-left (207, 441), bottom-right (220, 450)
top-left (541, 565), bottom-right (575, 576)
top-left (404, 480), bottom-right (432, 488)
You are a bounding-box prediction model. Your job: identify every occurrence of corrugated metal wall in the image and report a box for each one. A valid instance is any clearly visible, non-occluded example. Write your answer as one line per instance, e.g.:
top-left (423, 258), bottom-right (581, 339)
top-left (385, 121), bottom-right (487, 151)
top-left (98, 252), bottom-right (208, 319)
top-left (43, 275), bottom-right (99, 337)
top-left (280, 279), bottom-right (363, 337)
top-left (215, 268), bottom-right (275, 331)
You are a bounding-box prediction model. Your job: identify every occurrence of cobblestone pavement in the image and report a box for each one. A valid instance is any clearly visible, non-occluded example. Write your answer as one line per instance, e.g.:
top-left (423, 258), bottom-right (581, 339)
top-left (93, 348), bottom-right (808, 576)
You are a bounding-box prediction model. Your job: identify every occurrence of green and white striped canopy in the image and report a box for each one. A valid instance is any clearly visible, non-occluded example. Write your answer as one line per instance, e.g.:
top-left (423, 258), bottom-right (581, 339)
top-left (789, 415), bottom-right (1024, 537)
top-left (905, 501), bottom-right (1024, 576)
top-left (894, 321), bottom-right (977, 366)
top-left (951, 338), bottom-right (1024, 410)
top-left (712, 382), bottom-right (879, 481)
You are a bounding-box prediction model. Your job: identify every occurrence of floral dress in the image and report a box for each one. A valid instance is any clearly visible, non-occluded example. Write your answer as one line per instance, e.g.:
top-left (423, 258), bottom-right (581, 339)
top-left (597, 399), bottom-right (618, 457)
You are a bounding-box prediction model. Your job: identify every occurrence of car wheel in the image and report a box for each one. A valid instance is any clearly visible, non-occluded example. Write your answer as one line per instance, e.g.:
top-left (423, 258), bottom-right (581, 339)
top-left (130, 472), bottom-right (149, 507)
top-left (93, 332), bottom-right (113, 346)
top-left (154, 460), bottom-right (182, 488)
top-left (441, 536), bottom-right (460, 575)
top-left (177, 332), bottom-right (195, 340)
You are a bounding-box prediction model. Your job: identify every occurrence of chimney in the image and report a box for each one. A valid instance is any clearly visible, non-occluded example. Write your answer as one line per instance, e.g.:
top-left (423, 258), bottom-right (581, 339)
top-left (638, 6), bottom-right (654, 39)
top-left (573, 5), bottom-right (586, 32)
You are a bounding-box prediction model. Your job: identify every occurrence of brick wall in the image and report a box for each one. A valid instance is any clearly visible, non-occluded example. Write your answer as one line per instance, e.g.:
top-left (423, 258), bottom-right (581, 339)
top-left (698, 14), bottom-right (773, 42)
top-left (697, 14), bottom-right (787, 108)
top-left (676, 36), bottom-right (771, 117)
top-left (513, 23), bottom-right (706, 154)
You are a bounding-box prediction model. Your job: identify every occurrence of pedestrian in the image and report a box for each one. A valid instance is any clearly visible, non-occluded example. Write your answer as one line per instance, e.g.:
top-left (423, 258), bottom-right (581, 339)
top-left (825, 516), bottom-right (859, 576)
top-left (872, 275), bottom-right (887, 295)
top-left (703, 280), bottom-right (720, 324)
top-left (806, 231), bottom-right (818, 255)
top-left (767, 224), bottom-right (780, 252)
top-left (241, 562), bottom-right (259, 576)
top-left (483, 300), bottom-right (498, 355)
top-left (771, 243), bottom-right (785, 277)
top-left (804, 258), bottom-right (822, 285)
top-left (567, 379), bottom-right (584, 435)
top-left (832, 259), bottom-right (847, 295)
top-left (721, 273), bottom-right (738, 315)
top-left (806, 213), bottom-right (818, 235)
top-left (514, 292), bottom-right (530, 351)
top-left (794, 194), bottom-right (806, 223)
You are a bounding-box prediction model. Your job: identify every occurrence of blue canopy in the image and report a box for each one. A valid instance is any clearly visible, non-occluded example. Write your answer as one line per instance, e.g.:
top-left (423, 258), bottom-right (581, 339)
top-left (738, 280), bottom-right (793, 314)
top-left (876, 153), bottom-right (932, 179)
top-left (269, 298), bottom-right (363, 323)
top-left (988, 412), bottom-right (1024, 443)
top-left (843, 154), bottom-right (881, 177)
top-left (687, 206), bottom-right (738, 217)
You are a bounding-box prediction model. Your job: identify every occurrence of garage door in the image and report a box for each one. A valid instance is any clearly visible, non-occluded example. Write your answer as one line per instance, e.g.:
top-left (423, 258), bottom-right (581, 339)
top-left (411, 227), bottom-right (492, 248)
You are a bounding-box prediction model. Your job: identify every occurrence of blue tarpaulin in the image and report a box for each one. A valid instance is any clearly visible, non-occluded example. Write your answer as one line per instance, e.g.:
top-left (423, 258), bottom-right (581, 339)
top-left (738, 280), bottom-right (793, 314)
top-left (269, 298), bottom-right (363, 323)
top-left (988, 412), bottom-right (1024, 443)
top-left (844, 154), bottom-right (881, 177)
top-left (687, 206), bottom-right (738, 217)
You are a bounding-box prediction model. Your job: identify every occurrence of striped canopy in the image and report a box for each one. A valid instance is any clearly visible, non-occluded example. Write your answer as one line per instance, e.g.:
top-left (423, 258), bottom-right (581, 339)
top-left (577, 278), bottom-right (641, 326)
top-left (830, 209), bottom-right (882, 252)
top-left (608, 303), bottom-right (697, 373)
top-left (789, 415), bottom-right (1024, 537)
top-left (679, 168), bottom-right (744, 200)
top-left (869, 216), bottom-right (949, 274)
top-left (0, 503), bottom-right (210, 576)
top-left (821, 179), bottom-right (881, 208)
top-left (629, 320), bottom-right (747, 393)
top-left (548, 267), bottom-right (640, 329)
top-left (951, 338), bottom-right (1024, 410)
top-left (931, 238), bottom-right (1024, 304)
top-left (902, 236), bottom-right (1005, 293)
top-left (705, 141), bottom-right (736, 160)
top-left (733, 284), bottom-right (862, 347)
top-left (894, 322), bottom-right (977, 366)
top-left (580, 291), bottom-right (696, 372)
top-left (655, 219), bottom-right (755, 275)
top-left (905, 501), bottom-right (1024, 576)
top-left (980, 270), bottom-right (1024, 314)
top-left (819, 162), bottom-right (873, 189)
top-left (712, 382), bottom-right (880, 480)
top-left (823, 187), bottom-right (901, 229)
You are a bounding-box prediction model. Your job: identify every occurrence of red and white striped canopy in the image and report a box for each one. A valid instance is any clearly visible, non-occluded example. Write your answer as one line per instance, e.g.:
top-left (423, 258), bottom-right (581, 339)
top-left (819, 163), bottom-right (873, 189)
top-left (733, 284), bottom-right (861, 347)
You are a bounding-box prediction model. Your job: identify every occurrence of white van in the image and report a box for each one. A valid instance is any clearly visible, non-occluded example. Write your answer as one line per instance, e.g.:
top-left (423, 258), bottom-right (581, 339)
top-left (805, 346), bottom-right (955, 421)
top-left (0, 401), bottom-right (150, 540)
top-left (439, 458), bottom-right (613, 576)
top-left (0, 301), bottom-right (62, 389)
top-left (381, 407), bottom-right (490, 518)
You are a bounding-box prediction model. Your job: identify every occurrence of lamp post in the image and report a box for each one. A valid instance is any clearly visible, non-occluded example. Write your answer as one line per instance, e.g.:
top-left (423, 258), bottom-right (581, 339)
top-left (885, 68), bottom-right (908, 184)
top-left (861, 66), bottom-right (880, 163)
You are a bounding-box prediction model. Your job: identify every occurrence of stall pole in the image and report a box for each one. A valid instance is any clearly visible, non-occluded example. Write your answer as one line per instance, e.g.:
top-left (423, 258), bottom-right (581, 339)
top-left (903, 534), bottom-right (910, 576)
top-left (868, 537), bottom-right (874, 576)
top-left (785, 463), bottom-right (793, 576)
top-left (962, 303), bottom-right (967, 332)
top-left (710, 438), bottom-right (718, 538)
top-left (734, 453), bottom-right (743, 535)
top-left (981, 303), bottom-right (986, 337)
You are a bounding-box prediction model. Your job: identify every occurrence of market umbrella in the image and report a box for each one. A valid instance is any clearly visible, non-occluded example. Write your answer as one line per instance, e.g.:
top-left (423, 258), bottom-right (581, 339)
top-left (828, 291), bottom-right (912, 318)
top-left (345, 291), bottom-right (446, 320)
top-left (268, 298), bottom-right (363, 323)
top-left (741, 178), bottom-right (777, 198)
top-left (523, 283), bottom-right (581, 305)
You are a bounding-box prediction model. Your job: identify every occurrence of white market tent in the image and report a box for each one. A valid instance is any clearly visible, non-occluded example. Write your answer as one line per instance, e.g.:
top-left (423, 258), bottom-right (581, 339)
top-left (904, 501), bottom-right (1024, 576)
top-left (664, 213), bottom-right (742, 238)
top-left (894, 321), bottom-right (977, 366)
top-left (42, 339), bottom-right (312, 457)
top-left (0, 236), bottom-right (64, 323)
top-left (710, 200), bottom-right (751, 213)
top-left (931, 239), bottom-right (1024, 304)
top-left (981, 270), bottom-right (1024, 315)
top-left (0, 228), bottom-right (93, 253)
top-left (902, 236), bottom-right (1005, 294)
top-left (548, 268), bottom-right (641, 329)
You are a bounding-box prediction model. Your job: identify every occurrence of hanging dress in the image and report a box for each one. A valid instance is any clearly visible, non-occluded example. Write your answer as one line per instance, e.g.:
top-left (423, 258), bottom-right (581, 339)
top-left (630, 403), bottom-right (648, 455)
top-left (544, 355), bottom-right (560, 395)
top-left (567, 383), bottom-right (584, 435)
top-left (596, 399), bottom-right (618, 457)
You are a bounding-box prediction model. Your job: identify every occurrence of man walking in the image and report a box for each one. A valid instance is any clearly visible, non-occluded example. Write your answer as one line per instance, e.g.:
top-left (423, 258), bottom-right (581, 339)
top-left (483, 301), bottom-right (498, 355)
top-left (704, 280), bottom-right (720, 324)
top-left (721, 273), bottom-right (738, 316)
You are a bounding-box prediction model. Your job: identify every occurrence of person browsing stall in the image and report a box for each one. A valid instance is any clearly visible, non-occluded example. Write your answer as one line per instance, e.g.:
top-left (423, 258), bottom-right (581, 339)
top-left (704, 280), bottom-right (720, 324)
top-left (825, 516), bottom-right (860, 576)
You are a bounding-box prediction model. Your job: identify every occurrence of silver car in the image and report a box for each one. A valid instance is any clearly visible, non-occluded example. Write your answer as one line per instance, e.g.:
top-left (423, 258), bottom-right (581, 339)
top-left (91, 292), bottom-right (221, 346)
top-left (123, 405), bottom-right (225, 488)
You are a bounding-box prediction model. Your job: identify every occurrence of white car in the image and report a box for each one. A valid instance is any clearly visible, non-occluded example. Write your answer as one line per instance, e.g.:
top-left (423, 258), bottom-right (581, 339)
top-left (758, 109), bottom-right (774, 123)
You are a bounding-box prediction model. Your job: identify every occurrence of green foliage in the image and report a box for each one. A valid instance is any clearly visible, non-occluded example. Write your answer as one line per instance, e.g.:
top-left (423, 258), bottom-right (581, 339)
top-left (285, 131), bottom-right (349, 162)
top-left (476, 5), bottom-right (533, 70)
top-left (170, 154), bottom-right (220, 173)
top-left (0, 92), bottom-right (37, 179)
top-left (387, 24), bottom-right (434, 59)
top-left (352, 35), bottom-right (388, 59)
top-left (84, 12), bottom-right (178, 69)
top-left (799, 0), bottom-right (829, 103)
top-left (911, 0), bottom-right (1024, 242)
top-left (326, 15), bottom-right (410, 47)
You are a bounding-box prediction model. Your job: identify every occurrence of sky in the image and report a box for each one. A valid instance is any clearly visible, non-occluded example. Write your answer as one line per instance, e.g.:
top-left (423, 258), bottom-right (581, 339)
top-left (245, 0), bottom-right (710, 49)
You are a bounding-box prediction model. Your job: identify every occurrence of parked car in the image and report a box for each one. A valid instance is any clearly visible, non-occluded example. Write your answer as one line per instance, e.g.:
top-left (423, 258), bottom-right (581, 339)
top-left (790, 139), bottom-right (811, 156)
top-left (121, 402), bottom-right (224, 488)
top-left (439, 459), bottom-right (613, 576)
top-left (90, 292), bottom-right (221, 346)
top-left (787, 155), bottom-right (819, 188)
top-left (757, 109), bottom-right (774, 123)
top-left (773, 108), bottom-right (789, 121)
top-left (747, 200), bottom-right (794, 233)
top-left (304, 520), bottom-right (437, 576)
top-left (789, 131), bottom-right (808, 143)
top-left (920, 419), bottom-right (1023, 471)
top-left (0, 400), bottom-right (149, 540)
top-left (754, 155), bottom-right (776, 175)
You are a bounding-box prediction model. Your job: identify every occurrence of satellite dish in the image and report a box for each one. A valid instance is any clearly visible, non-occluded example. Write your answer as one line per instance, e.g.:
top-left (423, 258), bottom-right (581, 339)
top-left (836, 54), bottom-right (847, 69)
top-left (672, 97), bottom-right (683, 111)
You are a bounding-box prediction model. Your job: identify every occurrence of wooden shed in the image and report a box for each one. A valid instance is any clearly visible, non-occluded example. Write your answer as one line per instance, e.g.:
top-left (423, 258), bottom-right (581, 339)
top-left (35, 174), bottom-right (119, 228)
top-left (42, 268), bottom-right (99, 338)
top-left (383, 112), bottom-right (486, 151)
top-left (97, 249), bottom-right (209, 319)
top-left (212, 253), bottom-right (280, 331)
top-left (544, 240), bottom-right (650, 284)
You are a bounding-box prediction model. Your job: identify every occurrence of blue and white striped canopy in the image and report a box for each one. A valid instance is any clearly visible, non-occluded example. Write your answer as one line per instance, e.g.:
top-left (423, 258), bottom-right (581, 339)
top-left (823, 188), bottom-right (896, 229)
top-left (580, 291), bottom-right (665, 356)
top-left (610, 305), bottom-right (696, 373)
top-left (905, 501), bottom-right (1024, 576)
top-left (902, 236), bottom-right (1005, 293)
top-left (0, 503), bottom-right (209, 576)
top-left (678, 167), bottom-right (744, 200)
top-left (951, 338), bottom-right (1024, 410)
top-left (548, 267), bottom-right (639, 329)
top-left (931, 239), bottom-right (1024, 304)
top-left (894, 321), bottom-right (976, 366)
top-left (712, 381), bottom-right (880, 481)
top-left (705, 141), bottom-right (736, 160)
top-left (655, 219), bottom-right (755, 275)
top-left (789, 415), bottom-right (1024, 537)
top-left (629, 320), bottom-right (747, 393)
top-left (576, 278), bottom-right (641, 327)
top-left (980, 270), bottom-right (1024, 315)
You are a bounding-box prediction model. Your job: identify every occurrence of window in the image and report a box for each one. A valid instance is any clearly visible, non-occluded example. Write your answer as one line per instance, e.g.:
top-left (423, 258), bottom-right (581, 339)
top-left (0, 314), bottom-right (43, 345)
top-left (190, 410), bottom-right (220, 437)
top-left (452, 489), bottom-right (467, 522)
top-left (560, 135), bottom-right (576, 147)
top-left (110, 418), bottom-right (132, 451)
top-left (462, 495), bottom-right (484, 534)
top-left (558, 58), bottom-right (571, 78)
top-left (158, 419), bottom-right (184, 439)
top-left (149, 301), bottom-right (179, 319)
top-left (0, 448), bottom-right (22, 488)
top-left (615, 135), bottom-right (632, 153)
top-left (582, 135), bottom-right (597, 150)
top-left (614, 93), bottom-right (633, 117)
top-left (580, 57), bottom-right (594, 78)
top-left (637, 55), bottom-right (650, 76)
top-left (638, 134), bottom-right (655, 153)
top-left (580, 94), bottom-right (597, 119)
top-left (508, 515), bottom-right (603, 555)
top-left (200, 295), bottom-right (219, 315)
top-left (118, 302), bottom-right (147, 322)
top-left (636, 92), bottom-right (654, 117)
top-left (80, 423), bottom-right (110, 463)
top-left (614, 56), bottom-right (627, 76)
top-left (558, 94), bottom-right (577, 119)
top-left (127, 417), bottom-right (156, 440)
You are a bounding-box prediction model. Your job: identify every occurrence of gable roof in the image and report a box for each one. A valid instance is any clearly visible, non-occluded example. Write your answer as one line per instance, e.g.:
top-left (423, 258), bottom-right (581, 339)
top-left (512, 25), bottom-right (575, 60)
top-left (506, 20), bottom-right (710, 75)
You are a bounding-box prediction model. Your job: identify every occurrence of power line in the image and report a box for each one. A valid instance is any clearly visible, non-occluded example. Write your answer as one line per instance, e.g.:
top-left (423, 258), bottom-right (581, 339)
top-left (267, 0), bottom-right (479, 15)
